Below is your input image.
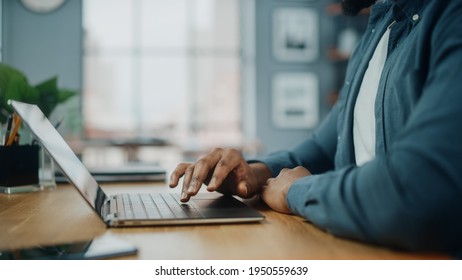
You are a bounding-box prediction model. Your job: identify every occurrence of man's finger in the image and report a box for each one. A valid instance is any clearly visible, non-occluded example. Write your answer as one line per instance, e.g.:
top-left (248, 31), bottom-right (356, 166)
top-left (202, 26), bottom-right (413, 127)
top-left (169, 163), bottom-right (190, 188)
top-left (186, 150), bottom-right (224, 195)
top-left (186, 159), bottom-right (211, 196)
top-left (236, 181), bottom-right (249, 197)
top-left (207, 149), bottom-right (242, 191)
top-left (181, 165), bottom-right (194, 202)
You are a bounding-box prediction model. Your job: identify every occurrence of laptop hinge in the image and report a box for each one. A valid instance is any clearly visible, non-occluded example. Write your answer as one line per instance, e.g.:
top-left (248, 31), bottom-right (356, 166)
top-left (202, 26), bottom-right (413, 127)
top-left (102, 197), bottom-right (119, 222)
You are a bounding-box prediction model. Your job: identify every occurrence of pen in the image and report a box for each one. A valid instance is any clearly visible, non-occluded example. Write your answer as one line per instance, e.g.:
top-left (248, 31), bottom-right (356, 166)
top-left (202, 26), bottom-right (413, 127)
top-left (6, 114), bottom-right (21, 146)
top-left (4, 115), bottom-right (13, 146)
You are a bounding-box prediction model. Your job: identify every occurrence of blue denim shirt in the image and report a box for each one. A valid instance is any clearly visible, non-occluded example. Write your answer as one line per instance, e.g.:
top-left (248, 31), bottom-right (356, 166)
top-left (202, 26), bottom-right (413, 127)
top-left (258, 0), bottom-right (462, 254)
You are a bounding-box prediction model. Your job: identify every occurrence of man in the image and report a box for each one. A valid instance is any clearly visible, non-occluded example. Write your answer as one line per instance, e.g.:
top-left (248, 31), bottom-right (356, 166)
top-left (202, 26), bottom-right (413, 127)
top-left (169, 0), bottom-right (462, 256)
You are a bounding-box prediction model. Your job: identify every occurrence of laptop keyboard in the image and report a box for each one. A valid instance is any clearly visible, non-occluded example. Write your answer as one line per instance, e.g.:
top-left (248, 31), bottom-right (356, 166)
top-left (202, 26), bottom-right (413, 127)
top-left (114, 193), bottom-right (203, 220)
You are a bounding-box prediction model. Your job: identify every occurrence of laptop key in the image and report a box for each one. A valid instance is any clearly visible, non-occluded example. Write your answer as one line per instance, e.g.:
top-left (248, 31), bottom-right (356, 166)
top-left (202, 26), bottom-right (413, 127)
top-left (181, 206), bottom-right (203, 219)
top-left (118, 192), bottom-right (205, 221)
top-left (133, 211), bottom-right (147, 219)
top-left (146, 210), bottom-right (162, 219)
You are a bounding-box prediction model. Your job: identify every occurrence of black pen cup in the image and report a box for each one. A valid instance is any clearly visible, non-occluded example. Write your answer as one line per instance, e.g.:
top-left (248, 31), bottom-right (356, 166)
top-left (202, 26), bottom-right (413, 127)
top-left (0, 145), bottom-right (40, 194)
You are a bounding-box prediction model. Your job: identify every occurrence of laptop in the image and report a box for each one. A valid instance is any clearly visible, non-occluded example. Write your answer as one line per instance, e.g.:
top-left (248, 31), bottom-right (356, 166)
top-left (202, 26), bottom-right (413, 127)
top-left (10, 100), bottom-right (265, 227)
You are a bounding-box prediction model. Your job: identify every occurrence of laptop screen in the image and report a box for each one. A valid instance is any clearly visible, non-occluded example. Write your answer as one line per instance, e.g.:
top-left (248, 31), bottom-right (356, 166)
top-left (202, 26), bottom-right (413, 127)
top-left (10, 100), bottom-right (107, 214)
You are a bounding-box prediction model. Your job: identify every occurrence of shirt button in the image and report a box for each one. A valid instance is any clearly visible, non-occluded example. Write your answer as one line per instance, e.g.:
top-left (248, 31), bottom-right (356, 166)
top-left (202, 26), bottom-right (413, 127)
top-left (412, 14), bottom-right (419, 21)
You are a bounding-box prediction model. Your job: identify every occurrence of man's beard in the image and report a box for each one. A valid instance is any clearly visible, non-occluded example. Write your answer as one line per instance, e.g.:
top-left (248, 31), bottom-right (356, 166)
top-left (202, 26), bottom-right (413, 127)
top-left (341, 0), bottom-right (376, 16)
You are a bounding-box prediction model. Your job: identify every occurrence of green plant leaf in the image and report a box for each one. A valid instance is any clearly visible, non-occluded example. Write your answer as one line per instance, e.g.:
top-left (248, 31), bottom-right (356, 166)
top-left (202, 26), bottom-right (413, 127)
top-left (0, 63), bottom-right (38, 122)
top-left (0, 63), bottom-right (77, 123)
top-left (34, 76), bottom-right (58, 93)
top-left (57, 89), bottom-right (76, 103)
top-left (33, 77), bottom-right (60, 117)
top-left (38, 91), bottom-right (59, 117)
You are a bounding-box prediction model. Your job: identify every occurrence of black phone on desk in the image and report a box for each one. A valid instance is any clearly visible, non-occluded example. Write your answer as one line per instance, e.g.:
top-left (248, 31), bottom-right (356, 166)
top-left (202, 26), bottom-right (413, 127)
top-left (0, 235), bottom-right (137, 260)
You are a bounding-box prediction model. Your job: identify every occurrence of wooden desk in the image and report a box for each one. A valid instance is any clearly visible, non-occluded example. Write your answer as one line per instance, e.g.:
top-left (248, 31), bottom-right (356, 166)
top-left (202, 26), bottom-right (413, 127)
top-left (0, 183), bottom-right (446, 260)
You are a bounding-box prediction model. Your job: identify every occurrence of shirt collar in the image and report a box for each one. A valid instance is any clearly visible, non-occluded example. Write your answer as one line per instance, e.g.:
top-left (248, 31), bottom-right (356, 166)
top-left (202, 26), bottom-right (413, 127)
top-left (369, 0), bottom-right (393, 26)
top-left (392, 0), bottom-right (426, 24)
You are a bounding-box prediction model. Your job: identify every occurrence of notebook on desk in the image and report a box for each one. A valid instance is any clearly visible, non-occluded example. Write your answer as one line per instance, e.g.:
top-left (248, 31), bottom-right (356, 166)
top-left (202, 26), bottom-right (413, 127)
top-left (10, 100), bottom-right (265, 227)
top-left (55, 164), bottom-right (167, 183)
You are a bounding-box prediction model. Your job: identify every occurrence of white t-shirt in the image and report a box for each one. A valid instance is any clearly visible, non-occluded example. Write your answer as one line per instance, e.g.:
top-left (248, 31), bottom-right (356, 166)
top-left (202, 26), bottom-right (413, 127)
top-left (353, 27), bottom-right (391, 166)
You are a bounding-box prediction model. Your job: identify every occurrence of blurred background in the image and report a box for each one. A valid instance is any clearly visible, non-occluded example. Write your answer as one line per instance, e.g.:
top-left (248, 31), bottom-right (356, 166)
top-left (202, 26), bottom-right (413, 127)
top-left (0, 0), bottom-right (368, 170)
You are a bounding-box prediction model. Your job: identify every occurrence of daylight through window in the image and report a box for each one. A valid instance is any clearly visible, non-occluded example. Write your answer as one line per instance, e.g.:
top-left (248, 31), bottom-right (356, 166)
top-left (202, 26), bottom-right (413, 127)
top-left (83, 0), bottom-right (242, 150)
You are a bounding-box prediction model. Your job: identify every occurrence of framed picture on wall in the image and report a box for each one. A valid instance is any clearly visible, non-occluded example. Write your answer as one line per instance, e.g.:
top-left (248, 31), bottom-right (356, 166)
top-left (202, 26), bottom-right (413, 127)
top-left (273, 8), bottom-right (319, 62)
top-left (272, 72), bottom-right (319, 129)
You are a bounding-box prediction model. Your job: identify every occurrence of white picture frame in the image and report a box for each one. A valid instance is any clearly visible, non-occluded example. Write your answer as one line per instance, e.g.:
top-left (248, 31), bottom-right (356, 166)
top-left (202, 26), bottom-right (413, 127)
top-left (273, 8), bottom-right (319, 63)
top-left (272, 72), bottom-right (319, 129)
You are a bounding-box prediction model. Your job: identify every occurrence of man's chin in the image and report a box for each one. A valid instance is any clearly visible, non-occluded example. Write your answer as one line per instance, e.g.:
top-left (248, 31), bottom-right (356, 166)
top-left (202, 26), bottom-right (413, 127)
top-left (341, 0), bottom-right (376, 16)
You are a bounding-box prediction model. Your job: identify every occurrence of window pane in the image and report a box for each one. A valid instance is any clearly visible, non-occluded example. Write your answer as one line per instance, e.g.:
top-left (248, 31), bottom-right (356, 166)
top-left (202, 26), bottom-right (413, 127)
top-left (191, 55), bottom-right (242, 147)
top-left (192, 0), bottom-right (240, 50)
top-left (139, 55), bottom-right (189, 139)
top-left (83, 0), bottom-right (134, 51)
top-left (84, 54), bottom-right (136, 137)
top-left (140, 0), bottom-right (188, 49)
top-left (83, 0), bottom-right (243, 149)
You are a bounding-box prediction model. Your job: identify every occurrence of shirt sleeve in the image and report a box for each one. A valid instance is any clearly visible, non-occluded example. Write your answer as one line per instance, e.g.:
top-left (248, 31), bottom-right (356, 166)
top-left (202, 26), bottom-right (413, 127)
top-left (287, 9), bottom-right (462, 255)
top-left (256, 102), bottom-right (339, 177)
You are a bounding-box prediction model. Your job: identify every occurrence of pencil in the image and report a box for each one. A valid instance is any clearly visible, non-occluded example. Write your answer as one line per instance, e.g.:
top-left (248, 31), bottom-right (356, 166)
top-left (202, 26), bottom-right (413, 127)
top-left (6, 114), bottom-right (21, 146)
top-left (4, 115), bottom-right (13, 146)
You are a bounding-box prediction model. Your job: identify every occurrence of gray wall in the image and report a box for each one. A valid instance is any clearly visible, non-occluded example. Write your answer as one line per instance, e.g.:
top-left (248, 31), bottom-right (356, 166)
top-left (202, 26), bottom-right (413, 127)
top-left (2, 0), bottom-right (82, 88)
top-left (2, 0), bottom-right (82, 133)
top-left (254, 0), bottom-right (334, 154)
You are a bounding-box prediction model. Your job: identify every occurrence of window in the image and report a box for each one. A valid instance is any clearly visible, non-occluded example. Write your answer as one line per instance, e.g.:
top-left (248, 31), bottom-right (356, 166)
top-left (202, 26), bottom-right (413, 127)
top-left (83, 0), bottom-right (242, 150)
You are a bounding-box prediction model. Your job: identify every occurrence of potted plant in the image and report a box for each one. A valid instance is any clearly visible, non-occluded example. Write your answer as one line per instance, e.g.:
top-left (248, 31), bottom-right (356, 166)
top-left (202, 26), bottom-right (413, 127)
top-left (0, 63), bottom-right (76, 124)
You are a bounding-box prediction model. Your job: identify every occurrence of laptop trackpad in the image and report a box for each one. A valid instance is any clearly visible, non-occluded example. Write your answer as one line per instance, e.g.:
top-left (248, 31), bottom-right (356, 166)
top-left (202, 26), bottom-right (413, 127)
top-left (191, 195), bottom-right (247, 209)
top-left (191, 195), bottom-right (259, 219)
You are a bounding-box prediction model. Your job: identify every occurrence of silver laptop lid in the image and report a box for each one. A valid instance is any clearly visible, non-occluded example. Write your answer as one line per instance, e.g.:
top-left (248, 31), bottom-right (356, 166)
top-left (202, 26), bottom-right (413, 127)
top-left (10, 100), bottom-right (107, 215)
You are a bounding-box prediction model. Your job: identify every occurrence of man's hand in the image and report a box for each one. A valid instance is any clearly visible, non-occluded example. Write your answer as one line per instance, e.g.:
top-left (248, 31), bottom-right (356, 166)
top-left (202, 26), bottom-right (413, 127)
top-left (261, 166), bottom-right (311, 214)
top-left (169, 148), bottom-right (272, 202)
